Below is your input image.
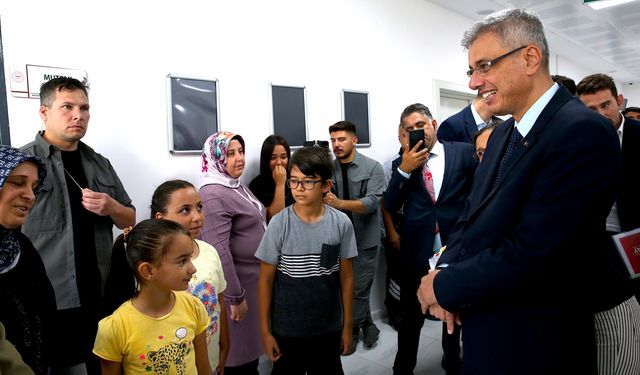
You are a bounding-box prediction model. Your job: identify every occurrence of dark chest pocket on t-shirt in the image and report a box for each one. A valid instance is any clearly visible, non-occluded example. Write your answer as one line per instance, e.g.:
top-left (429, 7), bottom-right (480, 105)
top-left (320, 243), bottom-right (340, 269)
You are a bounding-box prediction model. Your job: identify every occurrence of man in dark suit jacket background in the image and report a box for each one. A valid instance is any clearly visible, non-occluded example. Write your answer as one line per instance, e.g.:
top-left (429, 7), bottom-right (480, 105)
top-left (417, 9), bottom-right (632, 374)
top-left (437, 94), bottom-right (501, 143)
top-left (577, 73), bottom-right (640, 374)
top-left (384, 103), bottom-right (476, 375)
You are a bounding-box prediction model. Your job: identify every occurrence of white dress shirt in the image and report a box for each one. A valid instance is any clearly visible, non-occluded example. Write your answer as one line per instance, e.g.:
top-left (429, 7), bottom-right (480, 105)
top-left (397, 141), bottom-right (446, 253)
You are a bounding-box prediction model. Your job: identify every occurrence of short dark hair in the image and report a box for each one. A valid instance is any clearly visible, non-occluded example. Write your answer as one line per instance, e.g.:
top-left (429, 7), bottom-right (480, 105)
top-left (40, 77), bottom-right (88, 107)
top-left (552, 75), bottom-right (576, 95)
top-left (576, 73), bottom-right (618, 98)
top-left (259, 135), bottom-right (291, 176)
top-left (473, 123), bottom-right (497, 145)
top-left (623, 106), bottom-right (640, 115)
top-left (150, 179), bottom-right (195, 218)
top-left (329, 120), bottom-right (357, 135)
top-left (289, 146), bottom-right (333, 181)
top-left (400, 103), bottom-right (433, 125)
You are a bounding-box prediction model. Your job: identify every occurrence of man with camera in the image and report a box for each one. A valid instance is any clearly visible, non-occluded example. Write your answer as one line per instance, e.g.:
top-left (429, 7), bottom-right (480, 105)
top-left (384, 103), bottom-right (476, 375)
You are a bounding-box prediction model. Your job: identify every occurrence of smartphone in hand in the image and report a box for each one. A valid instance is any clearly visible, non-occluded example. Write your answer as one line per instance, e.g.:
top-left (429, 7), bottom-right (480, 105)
top-left (409, 129), bottom-right (426, 152)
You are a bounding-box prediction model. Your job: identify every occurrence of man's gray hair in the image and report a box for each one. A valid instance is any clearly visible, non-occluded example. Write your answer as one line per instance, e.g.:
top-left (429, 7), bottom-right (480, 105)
top-left (461, 8), bottom-right (549, 72)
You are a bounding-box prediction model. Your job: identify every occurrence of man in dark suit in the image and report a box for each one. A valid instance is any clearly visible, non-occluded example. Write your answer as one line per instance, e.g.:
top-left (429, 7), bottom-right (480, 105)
top-left (437, 94), bottom-right (501, 143)
top-left (577, 73), bottom-right (640, 300)
top-left (417, 9), bottom-right (627, 374)
top-left (384, 103), bottom-right (476, 375)
top-left (577, 73), bottom-right (640, 373)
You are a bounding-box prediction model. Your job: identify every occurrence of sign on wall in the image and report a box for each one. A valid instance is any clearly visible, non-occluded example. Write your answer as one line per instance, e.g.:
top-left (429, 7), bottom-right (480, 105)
top-left (271, 84), bottom-right (307, 148)
top-left (342, 90), bottom-right (370, 147)
top-left (166, 74), bottom-right (219, 154)
top-left (9, 64), bottom-right (88, 98)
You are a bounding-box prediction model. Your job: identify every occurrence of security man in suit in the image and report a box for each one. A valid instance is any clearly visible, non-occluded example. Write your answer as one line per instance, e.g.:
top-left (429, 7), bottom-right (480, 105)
top-left (577, 73), bottom-right (640, 374)
top-left (384, 103), bottom-right (476, 375)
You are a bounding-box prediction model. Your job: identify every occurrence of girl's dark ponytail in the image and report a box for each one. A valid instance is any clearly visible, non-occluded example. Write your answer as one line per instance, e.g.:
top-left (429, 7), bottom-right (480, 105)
top-left (103, 233), bottom-right (137, 315)
top-left (101, 219), bottom-right (190, 315)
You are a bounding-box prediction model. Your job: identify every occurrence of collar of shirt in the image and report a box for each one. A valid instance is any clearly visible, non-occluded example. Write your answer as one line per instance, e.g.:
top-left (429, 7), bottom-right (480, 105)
top-left (470, 102), bottom-right (485, 130)
top-left (617, 112), bottom-right (625, 146)
top-left (427, 141), bottom-right (445, 201)
top-left (429, 139), bottom-right (444, 159)
top-left (514, 82), bottom-right (559, 137)
top-left (350, 151), bottom-right (364, 167)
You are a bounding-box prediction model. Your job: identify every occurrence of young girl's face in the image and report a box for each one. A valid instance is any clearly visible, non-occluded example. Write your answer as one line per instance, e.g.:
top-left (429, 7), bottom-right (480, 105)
top-left (154, 233), bottom-right (197, 291)
top-left (269, 144), bottom-right (288, 171)
top-left (155, 187), bottom-right (204, 239)
top-left (289, 165), bottom-right (329, 205)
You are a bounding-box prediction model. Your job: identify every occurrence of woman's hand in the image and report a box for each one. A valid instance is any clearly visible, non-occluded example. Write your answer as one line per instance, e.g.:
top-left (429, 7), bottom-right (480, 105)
top-left (230, 300), bottom-right (248, 322)
top-left (262, 333), bottom-right (282, 362)
top-left (272, 164), bottom-right (287, 187)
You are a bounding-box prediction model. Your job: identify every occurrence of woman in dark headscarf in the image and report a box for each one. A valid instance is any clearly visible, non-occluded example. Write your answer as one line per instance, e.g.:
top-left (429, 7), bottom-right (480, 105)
top-left (0, 145), bottom-right (56, 375)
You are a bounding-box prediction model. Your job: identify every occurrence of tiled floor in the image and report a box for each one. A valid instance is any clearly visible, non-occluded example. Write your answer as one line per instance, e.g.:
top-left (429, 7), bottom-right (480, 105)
top-left (258, 318), bottom-right (446, 375)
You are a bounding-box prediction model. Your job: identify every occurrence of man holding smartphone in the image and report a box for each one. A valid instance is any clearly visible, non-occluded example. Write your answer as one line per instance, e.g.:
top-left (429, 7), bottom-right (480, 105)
top-left (384, 103), bottom-right (476, 375)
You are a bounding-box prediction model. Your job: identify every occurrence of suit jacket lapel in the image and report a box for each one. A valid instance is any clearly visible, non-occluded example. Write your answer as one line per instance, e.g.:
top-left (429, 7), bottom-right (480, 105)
top-left (468, 87), bottom-right (573, 220)
top-left (438, 143), bottom-right (454, 201)
top-left (467, 119), bottom-right (511, 215)
top-left (464, 106), bottom-right (477, 141)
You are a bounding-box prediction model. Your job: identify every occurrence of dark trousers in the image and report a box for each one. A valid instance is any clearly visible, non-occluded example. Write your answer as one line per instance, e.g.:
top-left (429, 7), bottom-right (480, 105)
top-left (393, 270), bottom-right (426, 375)
top-left (50, 307), bottom-right (100, 375)
top-left (271, 331), bottom-right (344, 375)
top-left (225, 358), bottom-right (259, 375)
top-left (441, 323), bottom-right (461, 375)
top-left (384, 242), bottom-right (402, 325)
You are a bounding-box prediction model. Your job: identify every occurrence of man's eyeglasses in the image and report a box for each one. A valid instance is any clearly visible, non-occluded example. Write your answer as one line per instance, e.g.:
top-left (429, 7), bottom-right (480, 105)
top-left (466, 45), bottom-right (527, 77)
top-left (287, 178), bottom-right (324, 190)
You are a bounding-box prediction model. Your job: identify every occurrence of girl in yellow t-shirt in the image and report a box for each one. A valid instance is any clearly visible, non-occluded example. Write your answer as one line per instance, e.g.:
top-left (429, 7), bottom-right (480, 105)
top-left (151, 180), bottom-right (229, 373)
top-left (93, 219), bottom-right (211, 375)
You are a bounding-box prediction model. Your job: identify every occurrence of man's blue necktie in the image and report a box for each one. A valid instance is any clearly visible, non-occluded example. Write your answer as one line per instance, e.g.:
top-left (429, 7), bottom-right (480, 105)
top-left (492, 127), bottom-right (523, 188)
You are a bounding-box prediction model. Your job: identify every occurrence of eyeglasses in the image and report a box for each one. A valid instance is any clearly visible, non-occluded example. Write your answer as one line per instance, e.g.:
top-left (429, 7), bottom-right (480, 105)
top-left (466, 45), bottom-right (527, 77)
top-left (287, 178), bottom-right (324, 190)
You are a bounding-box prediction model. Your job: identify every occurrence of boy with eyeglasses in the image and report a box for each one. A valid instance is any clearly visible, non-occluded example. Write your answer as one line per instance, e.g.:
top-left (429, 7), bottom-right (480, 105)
top-left (256, 146), bottom-right (357, 374)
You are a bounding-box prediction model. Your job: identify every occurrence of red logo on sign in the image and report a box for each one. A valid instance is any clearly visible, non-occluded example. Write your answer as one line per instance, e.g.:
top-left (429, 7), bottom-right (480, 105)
top-left (11, 71), bottom-right (25, 83)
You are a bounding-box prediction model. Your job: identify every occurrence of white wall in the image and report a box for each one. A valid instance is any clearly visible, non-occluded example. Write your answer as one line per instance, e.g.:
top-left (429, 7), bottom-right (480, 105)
top-left (552, 54), bottom-right (640, 105)
top-left (1, 0), bottom-right (473, 212)
top-left (621, 82), bottom-right (640, 107)
top-left (553, 55), bottom-right (592, 83)
top-left (0, 0), bottom-right (613, 318)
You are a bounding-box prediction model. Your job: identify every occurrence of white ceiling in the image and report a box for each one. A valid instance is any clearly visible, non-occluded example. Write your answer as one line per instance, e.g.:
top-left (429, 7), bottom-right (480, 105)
top-left (427, 0), bottom-right (640, 84)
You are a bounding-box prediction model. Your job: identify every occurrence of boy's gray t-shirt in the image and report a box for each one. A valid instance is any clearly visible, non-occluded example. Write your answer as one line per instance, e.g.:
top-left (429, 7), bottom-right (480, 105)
top-left (255, 204), bottom-right (358, 337)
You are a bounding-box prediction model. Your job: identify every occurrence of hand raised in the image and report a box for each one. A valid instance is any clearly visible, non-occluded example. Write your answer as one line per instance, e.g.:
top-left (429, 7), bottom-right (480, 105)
top-left (399, 141), bottom-right (429, 173)
top-left (81, 189), bottom-right (115, 216)
top-left (272, 164), bottom-right (287, 186)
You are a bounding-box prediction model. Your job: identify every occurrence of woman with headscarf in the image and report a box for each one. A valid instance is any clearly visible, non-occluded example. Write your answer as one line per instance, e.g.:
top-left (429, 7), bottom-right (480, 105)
top-left (200, 131), bottom-right (265, 375)
top-left (0, 145), bottom-right (56, 375)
